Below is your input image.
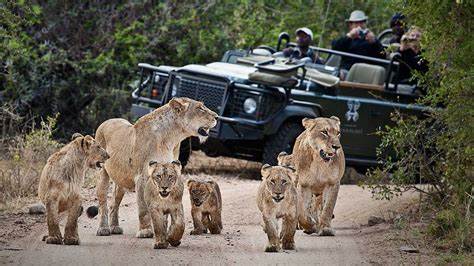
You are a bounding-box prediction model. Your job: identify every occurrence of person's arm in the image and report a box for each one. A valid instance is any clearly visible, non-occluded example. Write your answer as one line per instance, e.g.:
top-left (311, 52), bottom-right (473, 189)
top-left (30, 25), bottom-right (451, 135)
top-left (331, 36), bottom-right (351, 52)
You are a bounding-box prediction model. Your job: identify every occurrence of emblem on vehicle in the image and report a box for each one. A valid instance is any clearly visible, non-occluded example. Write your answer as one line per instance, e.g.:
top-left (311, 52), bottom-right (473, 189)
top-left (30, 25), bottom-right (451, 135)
top-left (345, 100), bottom-right (360, 122)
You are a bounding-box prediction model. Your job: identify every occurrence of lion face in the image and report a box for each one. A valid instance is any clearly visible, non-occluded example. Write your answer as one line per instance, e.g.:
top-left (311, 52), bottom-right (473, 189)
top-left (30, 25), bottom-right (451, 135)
top-left (302, 116), bottom-right (342, 163)
top-left (169, 97), bottom-right (218, 138)
top-left (77, 135), bottom-right (109, 169)
top-left (187, 179), bottom-right (214, 207)
top-left (147, 160), bottom-right (182, 198)
top-left (261, 164), bottom-right (295, 203)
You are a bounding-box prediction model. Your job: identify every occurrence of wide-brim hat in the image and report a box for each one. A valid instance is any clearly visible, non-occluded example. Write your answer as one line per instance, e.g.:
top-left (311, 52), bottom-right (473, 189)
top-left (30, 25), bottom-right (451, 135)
top-left (346, 10), bottom-right (368, 22)
top-left (295, 27), bottom-right (313, 40)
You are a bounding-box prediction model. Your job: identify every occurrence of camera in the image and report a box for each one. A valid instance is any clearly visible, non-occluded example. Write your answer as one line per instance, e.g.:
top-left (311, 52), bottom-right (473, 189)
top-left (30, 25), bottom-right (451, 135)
top-left (358, 29), bottom-right (369, 39)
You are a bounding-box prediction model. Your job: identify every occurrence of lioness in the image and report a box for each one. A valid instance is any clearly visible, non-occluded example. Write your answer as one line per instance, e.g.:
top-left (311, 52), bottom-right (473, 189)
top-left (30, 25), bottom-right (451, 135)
top-left (90, 97), bottom-right (218, 237)
top-left (292, 116), bottom-right (344, 236)
top-left (139, 160), bottom-right (184, 249)
top-left (187, 179), bottom-right (222, 235)
top-left (38, 133), bottom-right (109, 245)
top-left (257, 164), bottom-right (297, 252)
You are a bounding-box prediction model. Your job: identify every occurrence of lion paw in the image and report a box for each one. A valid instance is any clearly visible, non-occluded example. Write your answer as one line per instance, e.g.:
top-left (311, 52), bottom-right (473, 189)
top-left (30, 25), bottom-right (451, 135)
top-left (96, 227), bottom-right (111, 236)
top-left (190, 229), bottom-right (204, 235)
top-left (45, 236), bottom-right (63, 245)
top-left (264, 244), bottom-right (281, 253)
top-left (154, 242), bottom-right (169, 249)
top-left (110, 226), bottom-right (123, 235)
top-left (319, 227), bottom-right (336, 236)
top-left (168, 239), bottom-right (181, 247)
top-left (136, 228), bottom-right (153, 238)
top-left (64, 237), bottom-right (80, 245)
top-left (302, 228), bottom-right (317, 235)
top-left (282, 241), bottom-right (295, 250)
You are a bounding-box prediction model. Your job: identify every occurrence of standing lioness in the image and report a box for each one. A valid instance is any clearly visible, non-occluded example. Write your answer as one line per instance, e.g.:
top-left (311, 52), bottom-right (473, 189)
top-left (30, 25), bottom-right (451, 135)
top-left (91, 97), bottom-right (218, 237)
top-left (293, 116), bottom-right (344, 236)
top-left (38, 134), bottom-right (109, 245)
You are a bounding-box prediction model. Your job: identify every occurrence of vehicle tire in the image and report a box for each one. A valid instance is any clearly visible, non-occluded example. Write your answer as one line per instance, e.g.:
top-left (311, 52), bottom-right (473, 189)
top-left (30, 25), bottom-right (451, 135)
top-left (262, 121), bottom-right (305, 165)
top-left (179, 138), bottom-right (191, 168)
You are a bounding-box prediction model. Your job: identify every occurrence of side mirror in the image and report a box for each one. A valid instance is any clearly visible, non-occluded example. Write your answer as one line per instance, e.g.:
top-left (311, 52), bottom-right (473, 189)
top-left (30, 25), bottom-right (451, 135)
top-left (277, 32), bottom-right (290, 52)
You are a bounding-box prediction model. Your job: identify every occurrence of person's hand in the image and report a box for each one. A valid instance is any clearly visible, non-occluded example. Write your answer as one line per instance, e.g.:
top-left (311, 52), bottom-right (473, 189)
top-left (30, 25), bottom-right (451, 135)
top-left (365, 31), bottom-right (376, 43)
top-left (346, 27), bottom-right (360, 39)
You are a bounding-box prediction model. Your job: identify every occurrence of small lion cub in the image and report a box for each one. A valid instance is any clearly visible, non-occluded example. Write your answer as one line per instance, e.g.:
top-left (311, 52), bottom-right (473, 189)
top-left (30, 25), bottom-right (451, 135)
top-left (38, 133), bottom-right (109, 245)
top-left (187, 179), bottom-right (222, 235)
top-left (257, 164), bottom-right (297, 252)
top-left (144, 160), bottom-right (185, 249)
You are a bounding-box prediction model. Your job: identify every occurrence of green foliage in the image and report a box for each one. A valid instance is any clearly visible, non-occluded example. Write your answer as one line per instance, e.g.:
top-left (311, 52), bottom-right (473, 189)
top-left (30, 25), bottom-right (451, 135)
top-left (1, 0), bottom-right (395, 139)
top-left (365, 0), bottom-right (474, 252)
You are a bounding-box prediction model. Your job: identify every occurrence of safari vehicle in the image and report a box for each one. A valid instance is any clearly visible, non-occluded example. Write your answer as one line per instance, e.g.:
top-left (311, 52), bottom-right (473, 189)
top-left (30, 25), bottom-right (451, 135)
top-left (131, 32), bottom-right (427, 168)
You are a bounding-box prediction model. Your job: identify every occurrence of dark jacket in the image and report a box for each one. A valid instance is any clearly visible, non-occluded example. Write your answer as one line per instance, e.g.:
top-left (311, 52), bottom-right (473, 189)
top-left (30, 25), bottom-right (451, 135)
top-left (397, 48), bottom-right (429, 84)
top-left (282, 47), bottom-right (323, 64)
top-left (331, 36), bottom-right (385, 70)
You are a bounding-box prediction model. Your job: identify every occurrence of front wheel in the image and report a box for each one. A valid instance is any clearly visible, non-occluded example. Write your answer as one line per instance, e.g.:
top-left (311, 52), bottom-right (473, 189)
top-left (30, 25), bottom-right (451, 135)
top-left (262, 121), bottom-right (304, 165)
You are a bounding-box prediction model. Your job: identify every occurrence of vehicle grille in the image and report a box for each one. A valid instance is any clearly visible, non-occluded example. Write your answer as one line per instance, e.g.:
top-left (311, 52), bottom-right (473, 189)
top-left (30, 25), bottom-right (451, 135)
top-left (175, 75), bottom-right (227, 114)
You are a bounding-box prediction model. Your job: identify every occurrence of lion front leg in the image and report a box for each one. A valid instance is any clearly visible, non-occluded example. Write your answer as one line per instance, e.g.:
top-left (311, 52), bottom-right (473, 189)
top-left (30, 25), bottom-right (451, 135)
top-left (64, 195), bottom-right (81, 245)
top-left (208, 210), bottom-right (222, 234)
top-left (263, 215), bottom-right (280, 252)
top-left (190, 209), bottom-right (205, 235)
top-left (45, 198), bottom-right (62, 245)
top-left (109, 184), bottom-right (125, 235)
top-left (167, 205), bottom-right (185, 247)
top-left (135, 176), bottom-right (153, 238)
top-left (96, 168), bottom-right (111, 236)
top-left (281, 214), bottom-right (297, 250)
top-left (297, 186), bottom-right (318, 234)
top-left (150, 208), bottom-right (168, 249)
top-left (318, 182), bottom-right (340, 236)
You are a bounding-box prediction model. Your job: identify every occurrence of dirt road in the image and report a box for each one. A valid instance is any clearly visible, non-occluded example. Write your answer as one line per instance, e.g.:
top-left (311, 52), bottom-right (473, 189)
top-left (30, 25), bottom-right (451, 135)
top-left (1, 175), bottom-right (417, 265)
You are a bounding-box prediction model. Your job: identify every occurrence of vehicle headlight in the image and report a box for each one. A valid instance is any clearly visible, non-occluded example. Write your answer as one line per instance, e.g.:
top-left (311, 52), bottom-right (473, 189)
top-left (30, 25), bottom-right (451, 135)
top-left (171, 82), bottom-right (178, 97)
top-left (243, 97), bottom-right (257, 114)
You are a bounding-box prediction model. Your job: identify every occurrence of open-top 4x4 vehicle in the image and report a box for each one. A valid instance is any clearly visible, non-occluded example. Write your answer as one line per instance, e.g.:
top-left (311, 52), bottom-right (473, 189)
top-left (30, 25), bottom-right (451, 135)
top-left (131, 32), bottom-right (427, 168)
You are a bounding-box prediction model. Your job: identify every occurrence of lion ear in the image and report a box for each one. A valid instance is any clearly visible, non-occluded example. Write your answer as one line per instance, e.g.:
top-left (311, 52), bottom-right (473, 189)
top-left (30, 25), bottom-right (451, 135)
top-left (169, 97), bottom-right (189, 113)
top-left (171, 160), bottom-right (182, 172)
top-left (261, 164), bottom-right (272, 178)
top-left (302, 118), bottom-right (316, 129)
top-left (277, 151), bottom-right (289, 165)
top-left (283, 165), bottom-right (296, 173)
top-left (71, 133), bottom-right (83, 141)
top-left (81, 135), bottom-right (94, 152)
top-left (148, 161), bottom-right (157, 176)
top-left (330, 116), bottom-right (341, 127)
top-left (187, 179), bottom-right (196, 188)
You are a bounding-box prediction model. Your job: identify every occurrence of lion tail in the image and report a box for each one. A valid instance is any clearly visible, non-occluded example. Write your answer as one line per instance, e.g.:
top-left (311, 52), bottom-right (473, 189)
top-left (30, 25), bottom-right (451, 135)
top-left (86, 205), bottom-right (99, 218)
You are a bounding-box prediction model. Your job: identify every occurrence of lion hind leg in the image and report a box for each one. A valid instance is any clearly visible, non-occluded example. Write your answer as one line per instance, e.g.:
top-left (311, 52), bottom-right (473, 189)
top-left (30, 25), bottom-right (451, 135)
top-left (45, 198), bottom-right (62, 245)
top-left (109, 184), bottom-right (125, 234)
top-left (64, 195), bottom-right (81, 245)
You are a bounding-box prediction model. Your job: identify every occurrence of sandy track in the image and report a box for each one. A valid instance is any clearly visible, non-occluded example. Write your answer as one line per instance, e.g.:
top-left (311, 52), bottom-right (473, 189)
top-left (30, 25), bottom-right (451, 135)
top-left (1, 175), bottom-right (417, 265)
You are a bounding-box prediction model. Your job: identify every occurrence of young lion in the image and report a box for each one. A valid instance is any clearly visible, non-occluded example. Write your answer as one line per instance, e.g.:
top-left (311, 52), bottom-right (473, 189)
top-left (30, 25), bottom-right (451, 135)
top-left (139, 160), bottom-right (184, 249)
top-left (257, 164), bottom-right (297, 252)
top-left (187, 179), bottom-right (222, 235)
top-left (38, 133), bottom-right (109, 245)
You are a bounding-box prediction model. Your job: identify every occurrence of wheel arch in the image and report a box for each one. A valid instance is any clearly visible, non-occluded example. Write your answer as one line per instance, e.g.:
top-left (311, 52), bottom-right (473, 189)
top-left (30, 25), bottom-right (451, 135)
top-left (264, 104), bottom-right (321, 135)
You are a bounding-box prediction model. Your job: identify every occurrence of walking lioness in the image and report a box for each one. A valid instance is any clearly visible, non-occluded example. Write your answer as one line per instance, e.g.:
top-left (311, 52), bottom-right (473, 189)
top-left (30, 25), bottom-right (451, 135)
top-left (292, 116), bottom-right (344, 236)
top-left (257, 164), bottom-right (297, 252)
top-left (38, 134), bottom-right (109, 245)
top-left (90, 97), bottom-right (218, 237)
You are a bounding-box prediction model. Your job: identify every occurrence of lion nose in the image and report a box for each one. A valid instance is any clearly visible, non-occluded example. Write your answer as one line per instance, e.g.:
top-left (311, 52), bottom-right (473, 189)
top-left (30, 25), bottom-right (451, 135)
top-left (162, 186), bottom-right (168, 191)
top-left (332, 145), bottom-right (340, 151)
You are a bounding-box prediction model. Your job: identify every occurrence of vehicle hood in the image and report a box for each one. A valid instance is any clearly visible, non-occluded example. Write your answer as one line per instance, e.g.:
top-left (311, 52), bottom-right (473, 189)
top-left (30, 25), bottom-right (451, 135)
top-left (178, 62), bottom-right (256, 83)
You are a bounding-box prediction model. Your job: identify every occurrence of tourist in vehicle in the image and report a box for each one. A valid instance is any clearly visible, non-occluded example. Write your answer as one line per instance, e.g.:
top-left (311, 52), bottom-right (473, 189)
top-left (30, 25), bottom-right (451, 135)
top-left (331, 10), bottom-right (385, 72)
top-left (389, 13), bottom-right (407, 44)
top-left (282, 27), bottom-right (323, 64)
top-left (397, 26), bottom-right (429, 84)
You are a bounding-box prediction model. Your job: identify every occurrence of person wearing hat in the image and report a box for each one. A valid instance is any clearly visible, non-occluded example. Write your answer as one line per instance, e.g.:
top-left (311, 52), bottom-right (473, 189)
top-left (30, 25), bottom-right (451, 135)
top-left (389, 13), bottom-right (407, 44)
top-left (331, 10), bottom-right (385, 71)
top-left (283, 27), bottom-right (322, 64)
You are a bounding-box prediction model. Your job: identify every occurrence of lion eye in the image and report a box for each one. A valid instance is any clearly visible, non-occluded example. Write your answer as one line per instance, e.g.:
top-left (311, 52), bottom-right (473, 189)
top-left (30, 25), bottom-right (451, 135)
top-left (321, 130), bottom-right (328, 137)
top-left (270, 180), bottom-right (276, 185)
top-left (281, 179), bottom-right (287, 185)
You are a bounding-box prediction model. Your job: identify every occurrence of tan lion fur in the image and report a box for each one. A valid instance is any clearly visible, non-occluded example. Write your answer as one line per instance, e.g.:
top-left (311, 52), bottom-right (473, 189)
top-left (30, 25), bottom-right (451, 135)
top-left (187, 179), bottom-right (222, 235)
top-left (257, 164), bottom-right (297, 252)
top-left (292, 116), bottom-right (345, 236)
top-left (137, 160), bottom-right (185, 249)
top-left (38, 134), bottom-right (109, 245)
top-left (92, 97), bottom-right (217, 237)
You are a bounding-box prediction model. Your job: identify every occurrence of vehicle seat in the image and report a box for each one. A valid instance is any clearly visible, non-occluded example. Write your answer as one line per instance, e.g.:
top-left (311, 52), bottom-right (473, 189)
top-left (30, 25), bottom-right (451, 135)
top-left (346, 63), bottom-right (386, 85)
top-left (325, 54), bottom-right (341, 68)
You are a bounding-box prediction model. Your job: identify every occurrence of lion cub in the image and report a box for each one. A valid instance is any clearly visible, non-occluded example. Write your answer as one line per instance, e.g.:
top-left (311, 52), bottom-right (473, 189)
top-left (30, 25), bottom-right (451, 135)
top-left (38, 133), bottom-right (109, 245)
top-left (257, 164), bottom-right (297, 252)
top-left (142, 160), bottom-right (185, 249)
top-left (187, 179), bottom-right (222, 235)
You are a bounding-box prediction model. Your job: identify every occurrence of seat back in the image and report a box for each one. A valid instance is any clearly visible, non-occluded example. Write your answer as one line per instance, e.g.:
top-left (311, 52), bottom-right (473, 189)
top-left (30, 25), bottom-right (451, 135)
top-left (325, 54), bottom-right (341, 67)
top-left (346, 63), bottom-right (386, 85)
